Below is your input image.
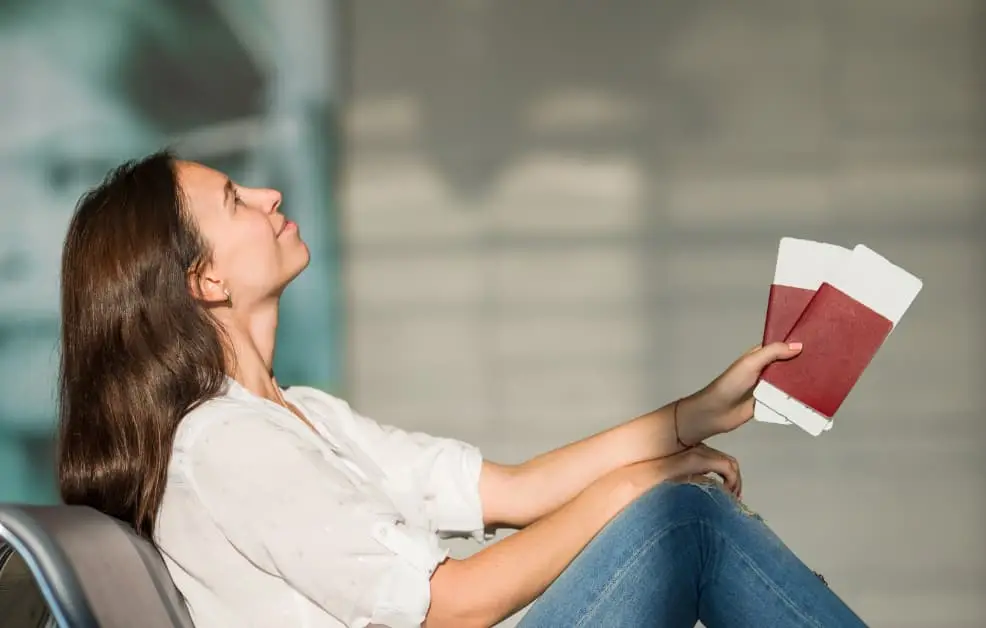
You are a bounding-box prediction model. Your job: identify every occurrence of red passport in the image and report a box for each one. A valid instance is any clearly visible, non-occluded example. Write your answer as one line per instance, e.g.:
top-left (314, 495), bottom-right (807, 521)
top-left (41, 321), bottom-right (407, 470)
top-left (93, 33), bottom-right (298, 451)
top-left (754, 238), bottom-right (850, 426)
top-left (763, 285), bottom-right (817, 345)
top-left (754, 244), bottom-right (922, 436)
top-left (761, 283), bottom-right (892, 418)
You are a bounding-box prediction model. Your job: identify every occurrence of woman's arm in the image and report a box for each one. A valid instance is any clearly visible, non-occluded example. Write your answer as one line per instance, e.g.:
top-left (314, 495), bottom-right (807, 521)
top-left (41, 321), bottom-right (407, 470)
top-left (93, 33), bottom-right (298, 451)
top-left (479, 402), bottom-right (685, 528)
top-left (479, 342), bottom-right (802, 529)
top-left (426, 446), bottom-right (739, 628)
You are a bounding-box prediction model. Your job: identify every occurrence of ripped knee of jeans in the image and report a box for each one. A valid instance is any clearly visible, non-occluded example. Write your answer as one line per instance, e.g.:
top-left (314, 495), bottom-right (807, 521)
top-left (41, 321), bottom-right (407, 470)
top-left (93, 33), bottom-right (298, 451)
top-left (672, 474), bottom-right (764, 522)
top-left (671, 476), bottom-right (829, 587)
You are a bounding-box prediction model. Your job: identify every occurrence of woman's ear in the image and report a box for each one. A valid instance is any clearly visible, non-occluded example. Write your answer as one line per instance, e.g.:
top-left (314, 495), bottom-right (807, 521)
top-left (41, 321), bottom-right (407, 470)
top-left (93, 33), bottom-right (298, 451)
top-left (187, 266), bottom-right (227, 306)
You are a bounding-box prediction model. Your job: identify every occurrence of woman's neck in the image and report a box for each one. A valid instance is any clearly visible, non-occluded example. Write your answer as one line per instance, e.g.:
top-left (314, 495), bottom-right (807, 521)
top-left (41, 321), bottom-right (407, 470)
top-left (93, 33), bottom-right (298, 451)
top-left (218, 301), bottom-right (282, 402)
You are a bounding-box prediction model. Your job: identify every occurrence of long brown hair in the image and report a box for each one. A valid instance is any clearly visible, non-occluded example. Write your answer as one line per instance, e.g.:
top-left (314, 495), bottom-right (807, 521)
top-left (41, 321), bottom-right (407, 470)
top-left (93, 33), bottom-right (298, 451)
top-left (58, 151), bottom-right (228, 541)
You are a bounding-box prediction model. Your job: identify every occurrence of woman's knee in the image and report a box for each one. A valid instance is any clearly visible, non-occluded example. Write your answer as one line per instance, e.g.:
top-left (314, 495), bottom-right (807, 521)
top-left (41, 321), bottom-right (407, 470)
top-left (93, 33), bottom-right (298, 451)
top-left (626, 477), bottom-right (755, 527)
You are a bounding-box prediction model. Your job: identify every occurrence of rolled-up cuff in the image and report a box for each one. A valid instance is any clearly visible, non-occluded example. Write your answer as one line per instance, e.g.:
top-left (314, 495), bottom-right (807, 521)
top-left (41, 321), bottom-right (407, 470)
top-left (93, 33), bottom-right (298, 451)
top-left (428, 440), bottom-right (489, 541)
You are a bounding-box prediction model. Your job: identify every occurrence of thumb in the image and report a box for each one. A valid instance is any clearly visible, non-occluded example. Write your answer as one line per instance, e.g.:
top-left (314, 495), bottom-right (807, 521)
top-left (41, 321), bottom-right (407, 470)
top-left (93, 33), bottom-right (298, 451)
top-left (746, 341), bottom-right (803, 371)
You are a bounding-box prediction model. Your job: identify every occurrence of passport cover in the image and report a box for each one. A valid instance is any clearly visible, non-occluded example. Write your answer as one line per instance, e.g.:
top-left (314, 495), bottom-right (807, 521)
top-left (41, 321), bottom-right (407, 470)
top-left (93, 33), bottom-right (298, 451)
top-left (762, 283), bottom-right (892, 418)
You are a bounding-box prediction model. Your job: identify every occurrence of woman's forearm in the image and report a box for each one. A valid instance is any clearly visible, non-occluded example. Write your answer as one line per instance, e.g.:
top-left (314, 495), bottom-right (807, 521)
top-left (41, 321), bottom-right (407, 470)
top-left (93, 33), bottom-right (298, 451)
top-left (427, 466), bottom-right (653, 628)
top-left (492, 401), bottom-right (685, 527)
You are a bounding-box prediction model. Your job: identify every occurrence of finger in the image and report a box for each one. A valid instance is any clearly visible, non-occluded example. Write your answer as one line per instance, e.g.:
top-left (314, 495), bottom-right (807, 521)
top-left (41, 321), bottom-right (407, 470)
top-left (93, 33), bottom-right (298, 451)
top-left (687, 445), bottom-right (738, 491)
top-left (721, 456), bottom-right (739, 494)
top-left (745, 341), bottom-right (803, 371)
top-left (709, 457), bottom-right (737, 492)
top-left (721, 452), bottom-right (740, 496)
top-left (724, 344), bottom-right (763, 371)
top-left (694, 445), bottom-right (741, 496)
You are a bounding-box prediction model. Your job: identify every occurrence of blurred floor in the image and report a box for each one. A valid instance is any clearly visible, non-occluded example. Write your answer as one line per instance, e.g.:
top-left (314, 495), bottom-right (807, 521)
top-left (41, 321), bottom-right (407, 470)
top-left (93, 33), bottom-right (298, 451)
top-left (342, 2), bottom-right (986, 626)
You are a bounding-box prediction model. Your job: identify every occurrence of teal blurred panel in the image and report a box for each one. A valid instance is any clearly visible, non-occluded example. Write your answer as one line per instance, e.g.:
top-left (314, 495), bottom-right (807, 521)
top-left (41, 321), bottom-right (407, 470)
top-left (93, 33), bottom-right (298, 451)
top-left (0, 0), bottom-right (343, 503)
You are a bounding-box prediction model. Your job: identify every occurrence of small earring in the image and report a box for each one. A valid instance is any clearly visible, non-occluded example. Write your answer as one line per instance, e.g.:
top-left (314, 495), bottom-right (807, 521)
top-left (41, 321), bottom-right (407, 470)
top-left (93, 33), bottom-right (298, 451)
top-left (223, 287), bottom-right (232, 306)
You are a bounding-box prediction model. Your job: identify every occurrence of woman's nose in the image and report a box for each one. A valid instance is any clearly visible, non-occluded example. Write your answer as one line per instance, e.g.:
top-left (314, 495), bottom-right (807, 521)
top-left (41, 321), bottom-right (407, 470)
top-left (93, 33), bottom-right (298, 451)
top-left (266, 190), bottom-right (282, 214)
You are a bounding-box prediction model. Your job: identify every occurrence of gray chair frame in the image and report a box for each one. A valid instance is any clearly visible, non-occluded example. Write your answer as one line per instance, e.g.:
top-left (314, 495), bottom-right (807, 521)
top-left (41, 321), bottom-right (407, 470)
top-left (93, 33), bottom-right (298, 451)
top-left (0, 505), bottom-right (194, 628)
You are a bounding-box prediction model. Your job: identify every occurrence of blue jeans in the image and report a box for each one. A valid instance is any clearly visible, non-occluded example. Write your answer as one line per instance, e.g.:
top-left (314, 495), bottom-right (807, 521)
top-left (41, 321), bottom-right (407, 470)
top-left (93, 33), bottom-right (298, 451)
top-left (518, 481), bottom-right (867, 627)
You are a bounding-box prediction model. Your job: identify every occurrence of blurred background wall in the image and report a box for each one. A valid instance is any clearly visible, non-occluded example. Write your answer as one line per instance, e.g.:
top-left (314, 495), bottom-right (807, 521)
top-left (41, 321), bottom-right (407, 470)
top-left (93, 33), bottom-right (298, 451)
top-left (0, 1), bottom-right (983, 627)
top-left (342, 2), bottom-right (985, 627)
top-left (0, 0), bottom-right (342, 503)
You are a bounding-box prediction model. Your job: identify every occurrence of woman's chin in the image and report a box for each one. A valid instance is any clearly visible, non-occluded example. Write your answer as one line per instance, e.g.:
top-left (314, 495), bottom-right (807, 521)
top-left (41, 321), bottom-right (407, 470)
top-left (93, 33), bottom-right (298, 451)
top-left (284, 251), bottom-right (312, 285)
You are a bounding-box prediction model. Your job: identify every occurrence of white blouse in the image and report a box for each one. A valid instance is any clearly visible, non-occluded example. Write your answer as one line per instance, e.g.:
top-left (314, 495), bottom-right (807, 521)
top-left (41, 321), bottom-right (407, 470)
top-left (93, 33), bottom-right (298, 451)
top-left (154, 378), bottom-right (486, 628)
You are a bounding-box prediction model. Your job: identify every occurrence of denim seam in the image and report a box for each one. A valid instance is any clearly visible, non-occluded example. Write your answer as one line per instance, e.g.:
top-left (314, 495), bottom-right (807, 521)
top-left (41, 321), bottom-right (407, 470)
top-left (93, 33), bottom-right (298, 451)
top-left (572, 517), bottom-right (700, 628)
top-left (707, 521), bottom-right (826, 628)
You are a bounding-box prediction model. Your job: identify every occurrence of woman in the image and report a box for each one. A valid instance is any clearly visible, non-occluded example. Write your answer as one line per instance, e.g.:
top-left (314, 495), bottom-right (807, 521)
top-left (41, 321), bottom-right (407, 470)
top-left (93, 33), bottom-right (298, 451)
top-left (58, 152), bottom-right (866, 627)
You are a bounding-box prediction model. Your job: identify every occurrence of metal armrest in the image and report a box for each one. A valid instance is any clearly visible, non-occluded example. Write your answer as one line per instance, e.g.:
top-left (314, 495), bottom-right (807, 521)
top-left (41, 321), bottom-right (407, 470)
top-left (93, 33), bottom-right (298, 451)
top-left (0, 508), bottom-right (98, 628)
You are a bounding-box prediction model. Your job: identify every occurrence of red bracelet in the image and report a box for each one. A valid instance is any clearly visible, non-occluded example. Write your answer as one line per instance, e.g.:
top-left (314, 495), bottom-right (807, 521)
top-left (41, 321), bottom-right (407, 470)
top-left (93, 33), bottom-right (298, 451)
top-left (673, 399), bottom-right (692, 449)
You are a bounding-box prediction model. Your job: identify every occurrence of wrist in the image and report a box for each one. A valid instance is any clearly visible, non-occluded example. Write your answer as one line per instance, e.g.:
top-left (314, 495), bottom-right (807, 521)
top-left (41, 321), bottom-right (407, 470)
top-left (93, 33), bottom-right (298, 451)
top-left (672, 399), bottom-right (692, 449)
top-left (675, 392), bottom-right (718, 445)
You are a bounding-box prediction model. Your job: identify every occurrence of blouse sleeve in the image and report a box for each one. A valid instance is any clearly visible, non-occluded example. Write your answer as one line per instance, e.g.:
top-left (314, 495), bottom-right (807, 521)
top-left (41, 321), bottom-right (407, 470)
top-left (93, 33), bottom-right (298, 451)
top-left (343, 406), bottom-right (487, 540)
top-left (186, 412), bottom-right (445, 628)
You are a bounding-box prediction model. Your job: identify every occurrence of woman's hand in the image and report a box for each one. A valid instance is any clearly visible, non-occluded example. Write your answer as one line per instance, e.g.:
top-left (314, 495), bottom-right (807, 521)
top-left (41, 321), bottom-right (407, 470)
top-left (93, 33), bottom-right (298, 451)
top-left (676, 341), bottom-right (803, 445)
top-left (605, 443), bottom-right (743, 503)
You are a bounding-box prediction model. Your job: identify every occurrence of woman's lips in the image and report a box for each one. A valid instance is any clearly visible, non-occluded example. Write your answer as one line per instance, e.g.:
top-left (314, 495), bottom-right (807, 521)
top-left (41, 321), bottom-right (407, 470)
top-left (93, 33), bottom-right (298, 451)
top-left (277, 219), bottom-right (296, 237)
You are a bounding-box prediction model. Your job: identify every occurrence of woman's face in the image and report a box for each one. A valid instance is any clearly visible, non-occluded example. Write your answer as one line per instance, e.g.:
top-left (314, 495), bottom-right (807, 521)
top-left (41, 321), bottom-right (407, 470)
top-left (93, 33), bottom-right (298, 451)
top-left (177, 160), bottom-right (310, 307)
